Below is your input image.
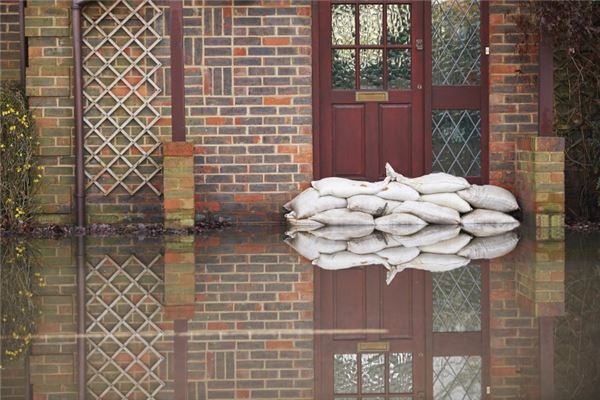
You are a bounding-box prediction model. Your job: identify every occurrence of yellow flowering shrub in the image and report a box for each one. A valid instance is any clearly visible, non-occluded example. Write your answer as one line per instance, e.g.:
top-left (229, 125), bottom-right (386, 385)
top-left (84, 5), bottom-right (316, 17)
top-left (0, 239), bottom-right (43, 369)
top-left (1, 83), bottom-right (40, 231)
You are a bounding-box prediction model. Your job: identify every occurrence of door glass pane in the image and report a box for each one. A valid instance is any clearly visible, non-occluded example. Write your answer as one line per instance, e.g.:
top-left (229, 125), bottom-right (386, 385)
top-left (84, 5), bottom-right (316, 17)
top-left (332, 49), bottom-right (356, 89)
top-left (361, 353), bottom-right (385, 393)
top-left (387, 4), bottom-right (411, 45)
top-left (433, 264), bottom-right (481, 332)
top-left (359, 4), bottom-right (383, 45)
top-left (360, 49), bottom-right (384, 89)
top-left (334, 354), bottom-right (358, 394)
top-left (432, 0), bottom-right (481, 85)
top-left (432, 110), bottom-right (481, 177)
top-left (433, 356), bottom-right (482, 399)
top-left (389, 352), bottom-right (413, 393)
top-left (387, 49), bottom-right (411, 89)
top-left (332, 4), bottom-right (356, 45)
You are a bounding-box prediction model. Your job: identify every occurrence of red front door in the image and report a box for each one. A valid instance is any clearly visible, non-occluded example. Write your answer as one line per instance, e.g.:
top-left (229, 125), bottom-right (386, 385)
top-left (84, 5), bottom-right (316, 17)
top-left (317, 1), bottom-right (425, 181)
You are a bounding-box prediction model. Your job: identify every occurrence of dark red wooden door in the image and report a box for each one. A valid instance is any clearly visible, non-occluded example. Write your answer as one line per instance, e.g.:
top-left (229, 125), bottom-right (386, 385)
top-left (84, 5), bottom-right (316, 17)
top-left (317, 1), bottom-right (425, 180)
top-left (316, 267), bottom-right (427, 399)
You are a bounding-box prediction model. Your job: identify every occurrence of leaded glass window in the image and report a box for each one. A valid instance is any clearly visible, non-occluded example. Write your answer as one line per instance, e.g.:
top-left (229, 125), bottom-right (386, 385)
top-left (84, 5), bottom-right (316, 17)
top-left (433, 356), bottom-right (482, 399)
top-left (432, 0), bottom-right (481, 85)
top-left (432, 110), bottom-right (481, 177)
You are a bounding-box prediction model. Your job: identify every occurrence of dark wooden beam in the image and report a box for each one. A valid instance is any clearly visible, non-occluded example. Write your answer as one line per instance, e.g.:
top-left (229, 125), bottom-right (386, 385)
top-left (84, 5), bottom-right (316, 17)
top-left (170, 1), bottom-right (186, 142)
top-left (539, 26), bottom-right (554, 137)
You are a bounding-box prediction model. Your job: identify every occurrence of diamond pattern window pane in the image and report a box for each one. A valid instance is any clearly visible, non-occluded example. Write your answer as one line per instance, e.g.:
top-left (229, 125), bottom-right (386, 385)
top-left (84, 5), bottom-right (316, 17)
top-left (332, 4), bottom-right (356, 45)
top-left (334, 354), bottom-right (358, 394)
top-left (359, 4), bottom-right (383, 45)
top-left (432, 0), bottom-right (481, 85)
top-left (433, 264), bottom-right (481, 332)
top-left (432, 110), bottom-right (481, 177)
top-left (86, 253), bottom-right (164, 399)
top-left (333, 49), bottom-right (356, 89)
top-left (433, 356), bottom-right (481, 399)
top-left (82, 0), bottom-right (163, 196)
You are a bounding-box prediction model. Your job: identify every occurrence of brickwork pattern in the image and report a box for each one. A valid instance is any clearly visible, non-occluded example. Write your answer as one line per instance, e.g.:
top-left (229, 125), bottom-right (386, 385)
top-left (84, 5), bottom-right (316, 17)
top-left (488, 1), bottom-right (539, 191)
top-left (184, 0), bottom-right (313, 223)
top-left (0, 0), bottom-right (20, 81)
top-left (189, 230), bottom-right (314, 399)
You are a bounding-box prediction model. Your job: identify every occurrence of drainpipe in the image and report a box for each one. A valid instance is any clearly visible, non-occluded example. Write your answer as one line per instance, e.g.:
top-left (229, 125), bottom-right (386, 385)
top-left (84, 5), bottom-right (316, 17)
top-left (19, 0), bottom-right (26, 89)
top-left (72, 0), bottom-right (92, 228)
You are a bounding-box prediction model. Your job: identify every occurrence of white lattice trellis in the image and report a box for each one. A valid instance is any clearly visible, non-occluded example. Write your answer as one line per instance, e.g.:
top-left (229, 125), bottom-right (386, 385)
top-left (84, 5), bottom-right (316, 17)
top-left (82, 0), bottom-right (163, 195)
top-left (86, 253), bottom-right (165, 399)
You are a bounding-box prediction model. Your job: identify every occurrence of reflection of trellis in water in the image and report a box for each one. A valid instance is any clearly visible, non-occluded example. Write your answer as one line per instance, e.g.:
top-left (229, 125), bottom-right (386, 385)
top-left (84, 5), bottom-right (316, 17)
top-left (82, 0), bottom-right (163, 195)
top-left (86, 254), bottom-right (164, 399)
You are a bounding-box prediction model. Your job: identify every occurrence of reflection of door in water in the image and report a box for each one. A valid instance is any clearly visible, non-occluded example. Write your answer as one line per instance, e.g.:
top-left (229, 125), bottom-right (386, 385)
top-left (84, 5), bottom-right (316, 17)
top-left (315, 267), bottom-right (427, 399)
top-left (314, 264), bottom-right (490, 399)
top-left (317, 1), bottom-right (425, 181)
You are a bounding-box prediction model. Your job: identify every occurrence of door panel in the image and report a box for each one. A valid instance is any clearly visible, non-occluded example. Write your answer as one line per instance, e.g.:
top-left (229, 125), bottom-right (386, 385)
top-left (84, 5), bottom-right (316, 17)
top-left (333, 104), bottom-right (366, 177)
top-left (333, 268), bottom-right (368, 340)
top-left (379, 104), bottom-right (411, 179)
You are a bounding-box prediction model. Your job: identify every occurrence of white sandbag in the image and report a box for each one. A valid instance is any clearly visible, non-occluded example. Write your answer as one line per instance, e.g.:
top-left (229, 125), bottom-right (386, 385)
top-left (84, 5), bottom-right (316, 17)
top-left (284, 232), bottom-right (346, 260)
top-left (457, 185), bottom-right (519, 212)
top-left (458, 232), bottom-right (519, 259)
top-left (311, 225), bottom-right (374, 241)
top-left (398, 225), bottom-right (461, 248)
top-left (283, 188), bottom-right (347, 219)
top-left (395, 201), bottom-right (460, 225)
top-left (313, 251), bottom-right (389, 270)
top-left (398, 253), bottom-right (470, 272)
top-left (348, 232), bottom-right (388, 255)
top-left (419, 233), bottom-right (472, 254)
top-left (376, 224), bottom-right (426, 237)
top-left (418, 193), bottom-right (472, 213)
top-left (375, 213), bottom-right (427, 226)
top-left (310, 208), bottom-right (375, 226)
top-left (312, 177), bottom-right (390, 198)
top-left (377, 246), bottom-right (420, 265)
top-left (347, 195), bottom-right (397, 216)
top-left (461, 222), bottom-right (520, 238)
top-left (461, 209), bottom-right (519, 225)
top-left (376, 181), bottom-right (419, 201)
top-left (385, 163), bottom-right (470, 194)
top-left (284, 212), bottom-right (324, 227)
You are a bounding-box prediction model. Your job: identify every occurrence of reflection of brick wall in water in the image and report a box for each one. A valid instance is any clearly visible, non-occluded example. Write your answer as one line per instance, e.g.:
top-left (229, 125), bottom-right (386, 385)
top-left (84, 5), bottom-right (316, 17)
top-left (1, 233), bottom-right (313, 399)
top-left (190, 231), bottom-right (314, 399)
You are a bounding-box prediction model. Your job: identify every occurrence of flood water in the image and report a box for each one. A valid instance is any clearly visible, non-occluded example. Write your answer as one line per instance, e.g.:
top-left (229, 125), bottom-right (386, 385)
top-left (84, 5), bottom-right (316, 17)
top-left (1, 226), bottom-right (599, 399)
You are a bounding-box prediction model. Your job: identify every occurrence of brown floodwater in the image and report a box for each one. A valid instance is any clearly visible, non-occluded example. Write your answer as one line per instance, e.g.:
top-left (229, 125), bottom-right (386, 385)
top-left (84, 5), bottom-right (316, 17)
top-left (1, 226), bottom-right (599, 399)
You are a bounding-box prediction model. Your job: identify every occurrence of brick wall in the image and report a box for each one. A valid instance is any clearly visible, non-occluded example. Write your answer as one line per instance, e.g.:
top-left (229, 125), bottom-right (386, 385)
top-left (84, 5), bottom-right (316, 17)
top-left (184, 0), bottom-right (313, 223)
top-left (24, 1), bottom-right (75, 224)
top-left (488, 1), bottom-right (539, 192)
top-left (0, 0), bottom-right (19, 81)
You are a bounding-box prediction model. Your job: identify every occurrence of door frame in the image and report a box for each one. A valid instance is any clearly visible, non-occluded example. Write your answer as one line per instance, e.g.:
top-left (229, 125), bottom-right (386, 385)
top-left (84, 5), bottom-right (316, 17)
top-left (312, 1), bottom-right (489, 183)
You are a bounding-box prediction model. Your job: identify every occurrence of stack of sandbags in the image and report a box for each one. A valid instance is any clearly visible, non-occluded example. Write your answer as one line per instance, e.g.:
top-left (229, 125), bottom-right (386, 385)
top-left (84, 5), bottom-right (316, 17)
top-left (284, 163), bottom-right (520, 231)
top-left (284, 224), bottom-right (519, 285)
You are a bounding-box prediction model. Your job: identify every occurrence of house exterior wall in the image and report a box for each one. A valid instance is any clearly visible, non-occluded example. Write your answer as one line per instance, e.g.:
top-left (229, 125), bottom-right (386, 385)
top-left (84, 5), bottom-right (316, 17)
top-left (2, 0), bottom-right (556, 225)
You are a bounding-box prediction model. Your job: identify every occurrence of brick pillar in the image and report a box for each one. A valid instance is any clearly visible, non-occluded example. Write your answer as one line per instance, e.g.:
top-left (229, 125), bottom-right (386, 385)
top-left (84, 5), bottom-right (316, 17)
top-left (163, 142), bottom-right (195, 229)
top-left (516, 136), bottom-right (565, 227)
